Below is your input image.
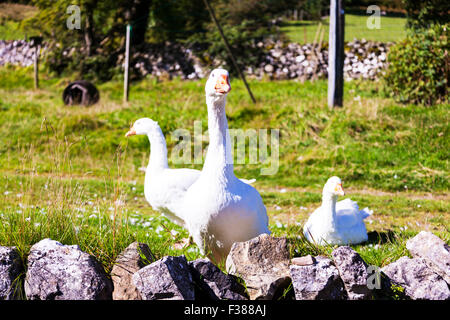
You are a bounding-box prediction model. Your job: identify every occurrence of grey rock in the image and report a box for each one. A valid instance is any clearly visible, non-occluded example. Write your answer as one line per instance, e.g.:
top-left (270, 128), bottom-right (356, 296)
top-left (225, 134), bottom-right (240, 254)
top-left (0, 246), bottom-right (23, 300)
top-left (382, 256), bottom-right (450, 300)
top-left (111, 242), bottom-right (155, 300)
top-left (406, 231), bottom-right (450, 284)
top-left (271, 49), bottom-right (282, 58)
top-left (188, 258), bottom-right (248, 300)
top-left (290, 256), bottom-right (346, 300)
top-left (332, 246), bottom-right (372, 300)
top-left (226, 234), bottom-right (291, 300)
top-left (295, 54), bottom-right (305, 63)
top-left (264, 64), bottom-right (274, 73)
top-left (25, 238), bottom-right (112, 300)
top-left (133, 255), bottom-right (194, 300)
top-left (291, 255), bottom-right (315, 266)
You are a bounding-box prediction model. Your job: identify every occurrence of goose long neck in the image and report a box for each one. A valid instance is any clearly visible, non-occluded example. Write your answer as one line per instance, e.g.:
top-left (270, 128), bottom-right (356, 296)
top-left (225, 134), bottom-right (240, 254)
top-left (147, 127), bottom-right (169, 171)
top-left (202, 95), bottom-right (233, 178)
top-left (322, 192), bottom-right (337, 225)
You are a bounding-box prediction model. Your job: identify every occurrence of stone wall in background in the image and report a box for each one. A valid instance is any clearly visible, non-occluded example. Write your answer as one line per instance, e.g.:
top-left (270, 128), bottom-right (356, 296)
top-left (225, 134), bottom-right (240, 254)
top-left (0, 40), bottom-right (46, 67)
top-left (0, 38), bottom-right (391, 81)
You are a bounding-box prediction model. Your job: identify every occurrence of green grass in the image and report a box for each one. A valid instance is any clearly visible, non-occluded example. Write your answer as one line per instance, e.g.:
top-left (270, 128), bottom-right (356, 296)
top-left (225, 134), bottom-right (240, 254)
top-left (0, 65), bottom-right (448, 299)
top-left (281, 13), bottom-right (407, 44)
top-left (0, 3), bottom-right (38, 40)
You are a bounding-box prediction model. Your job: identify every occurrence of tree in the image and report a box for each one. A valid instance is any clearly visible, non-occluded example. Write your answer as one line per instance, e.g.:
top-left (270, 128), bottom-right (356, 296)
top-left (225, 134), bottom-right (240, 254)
top-left (403, 0), bottom-right (450, 32)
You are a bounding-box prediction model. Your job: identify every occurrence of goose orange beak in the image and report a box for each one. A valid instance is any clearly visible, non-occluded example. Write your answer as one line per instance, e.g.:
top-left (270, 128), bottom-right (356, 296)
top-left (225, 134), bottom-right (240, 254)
top-left (335, 183), bottom-right (345, 196)
top-left (125, 127), bottom-right (136, 137)
top-left (215, 74), bottom-right (231, 94)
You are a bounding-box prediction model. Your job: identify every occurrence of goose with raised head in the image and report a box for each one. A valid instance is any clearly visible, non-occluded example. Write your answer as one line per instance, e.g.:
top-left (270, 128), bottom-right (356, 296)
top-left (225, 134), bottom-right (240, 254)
top-left (180, 68), bottom-right (270, 263)
top-left (303, 176), bottom-right (372, 245)
top-left (126, 117), bottom-right (257, 227)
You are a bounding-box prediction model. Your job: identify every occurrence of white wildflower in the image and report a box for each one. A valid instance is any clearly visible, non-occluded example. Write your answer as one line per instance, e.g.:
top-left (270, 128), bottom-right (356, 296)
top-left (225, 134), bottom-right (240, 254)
top-left (114, 199), bottom-right (125, 207)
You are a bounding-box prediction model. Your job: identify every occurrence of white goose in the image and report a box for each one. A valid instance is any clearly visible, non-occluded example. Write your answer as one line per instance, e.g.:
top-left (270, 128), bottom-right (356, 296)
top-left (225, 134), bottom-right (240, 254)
top-left (180, 68), bottom-right (270, 263)
top-left (126, 118), bottom-right (199, 227)
top-left (125, 117), bottom-right (256, 227)
top-left (303, 176), bottom-right (372, 245)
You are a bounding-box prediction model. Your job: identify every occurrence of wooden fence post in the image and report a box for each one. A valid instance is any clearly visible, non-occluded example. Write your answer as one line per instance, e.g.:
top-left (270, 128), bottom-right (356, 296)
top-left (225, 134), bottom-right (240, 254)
top-left (123, 24), bottom-right (131, 103)
top-left (34, 45), bottom-right (39, 89)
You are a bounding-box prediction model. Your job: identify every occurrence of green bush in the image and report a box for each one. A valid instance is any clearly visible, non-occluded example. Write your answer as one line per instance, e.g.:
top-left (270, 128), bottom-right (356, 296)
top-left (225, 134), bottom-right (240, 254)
top-left (383, 23), bottom-right (449, 106)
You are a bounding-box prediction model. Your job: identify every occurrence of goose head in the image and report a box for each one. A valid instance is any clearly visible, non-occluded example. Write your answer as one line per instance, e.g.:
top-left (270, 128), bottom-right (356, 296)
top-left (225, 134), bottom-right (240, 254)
top-left (125, 118), bottom-right (160, 137)
top-left (323, 176), bottom-right (345, 198)
top-left (205, 68), bottom-right (231, 101)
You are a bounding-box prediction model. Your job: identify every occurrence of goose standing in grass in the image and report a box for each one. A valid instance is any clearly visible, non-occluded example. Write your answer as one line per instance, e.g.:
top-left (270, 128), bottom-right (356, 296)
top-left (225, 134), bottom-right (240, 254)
top-left (126, 118), bottom-right (198, 227)
top-left (303, 176), bottom-right (372, 245)
top-left (180, 68), bottom-right (270, 263)
top-left (125, 117), bottom-right (256, 228)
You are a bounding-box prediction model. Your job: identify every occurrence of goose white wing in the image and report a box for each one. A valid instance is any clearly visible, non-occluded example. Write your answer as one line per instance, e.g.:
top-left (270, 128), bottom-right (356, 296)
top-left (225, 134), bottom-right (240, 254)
top-left (335, 198), bottom-right (372, 228)
top-left (335, 198), bottom-right (371, 244)
top-left (146, 168), bottom-right (200, 226)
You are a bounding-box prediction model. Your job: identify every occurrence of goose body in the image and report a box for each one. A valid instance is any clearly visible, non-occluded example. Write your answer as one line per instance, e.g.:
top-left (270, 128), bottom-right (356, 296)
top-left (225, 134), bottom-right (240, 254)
top-left (181, 69), bottom-right (270, 262)
top-left (126, 117), bottom-right (256, 227)
top-left (303, 177), bottom-right (372, 245)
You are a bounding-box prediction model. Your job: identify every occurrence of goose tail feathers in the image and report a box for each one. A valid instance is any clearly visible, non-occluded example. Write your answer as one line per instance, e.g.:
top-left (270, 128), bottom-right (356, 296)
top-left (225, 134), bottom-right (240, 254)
top-left (359, 207), bottom-right (373, 220)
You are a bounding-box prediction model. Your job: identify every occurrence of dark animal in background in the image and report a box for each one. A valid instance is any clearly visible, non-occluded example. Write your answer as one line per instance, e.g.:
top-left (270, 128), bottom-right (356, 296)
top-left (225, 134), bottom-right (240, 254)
top-left (63, 80), bottom-right (100, 106)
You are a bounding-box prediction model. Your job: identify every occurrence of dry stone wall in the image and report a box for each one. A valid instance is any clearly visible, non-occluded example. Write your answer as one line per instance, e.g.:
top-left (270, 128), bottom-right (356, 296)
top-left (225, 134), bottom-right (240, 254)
top-left (0, 39), bottom-right (391, 81)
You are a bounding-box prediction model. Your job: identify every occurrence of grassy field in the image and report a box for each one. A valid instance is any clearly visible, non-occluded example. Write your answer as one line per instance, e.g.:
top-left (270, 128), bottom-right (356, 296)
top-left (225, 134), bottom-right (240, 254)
top-left (0, 3), bottom-right (38, 40)
top-left (280, 13), bottom-right (407, 44)
top-left (0, 64), bottom-right (448, 287)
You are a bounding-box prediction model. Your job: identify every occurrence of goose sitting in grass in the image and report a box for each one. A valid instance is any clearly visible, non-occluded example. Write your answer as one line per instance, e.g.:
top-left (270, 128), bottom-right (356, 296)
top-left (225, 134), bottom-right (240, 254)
top-left (180, 68), bottom-right (270, 263)
top-left (303, 176), bottom-right (372, 245)
top-left (125, 118), bottom-right (256, 228)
